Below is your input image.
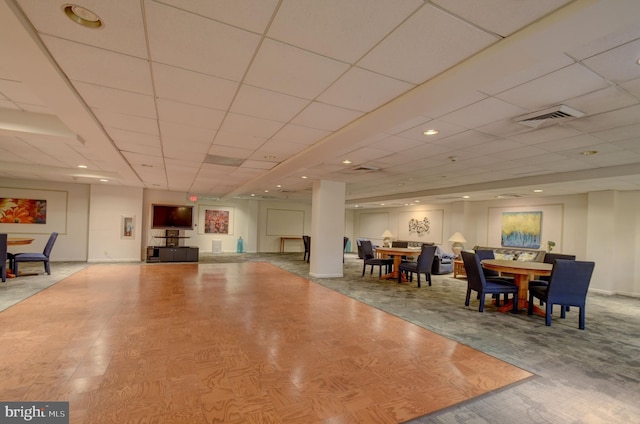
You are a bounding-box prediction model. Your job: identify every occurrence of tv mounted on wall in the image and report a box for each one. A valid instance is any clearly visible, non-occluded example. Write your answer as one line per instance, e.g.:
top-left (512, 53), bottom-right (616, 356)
top-left (151, 204), bottom-right (194, 230)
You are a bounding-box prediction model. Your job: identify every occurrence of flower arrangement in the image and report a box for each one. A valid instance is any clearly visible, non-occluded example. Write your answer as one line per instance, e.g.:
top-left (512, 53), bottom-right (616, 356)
top-left (547, 240), bottom-right (556, 252)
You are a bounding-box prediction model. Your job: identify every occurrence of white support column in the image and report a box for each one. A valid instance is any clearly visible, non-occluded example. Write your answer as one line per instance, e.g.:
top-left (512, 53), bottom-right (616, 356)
top-left (309, 180), bottom-right (345, 278)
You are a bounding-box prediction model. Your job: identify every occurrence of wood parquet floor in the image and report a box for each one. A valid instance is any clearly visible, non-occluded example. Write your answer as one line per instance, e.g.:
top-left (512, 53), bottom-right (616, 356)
top-left (0, 262), bottom-right (533, 423)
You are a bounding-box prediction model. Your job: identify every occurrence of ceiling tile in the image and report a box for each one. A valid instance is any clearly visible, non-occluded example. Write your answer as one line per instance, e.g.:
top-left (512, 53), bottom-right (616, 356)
top-left (495, 63), bottom-right (609, 110)
top-left (145, 1), bottom-right (260, 81)
top-left (74, 82), bottom-right (156, 118)
top-left (230, 85), bottom-right (310, 122)
top-left (157, 99), bottom-right (225, 129)
top-left (41, 36), bottom-right (153, 94)
top-left (317, 67), bottom-right (415, 112)
top-left (244, 39), bottom-right (350, 99)
top-left (270, 124), bottom-right (331, 145)
top-left (268, 0), bottom-right (422, 63)
top-left (581, 38), bottom-right (640, 83)
top-left (291, 102), bottom-right (363, 131)
top-left (358, 4), bottom-right (499, 84)
top-left (439, 97), bottom-right (528, 129)
top-left (219, 113), bottom-right (284, 139)
top-left (432, 0), bottom-right (573, 37)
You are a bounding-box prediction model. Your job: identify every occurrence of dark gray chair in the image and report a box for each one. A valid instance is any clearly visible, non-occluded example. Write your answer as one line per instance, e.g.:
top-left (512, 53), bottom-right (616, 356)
top-left (398, 244), bottom-right (437, 287)
top-left (302, 235), bottom-right (310, 263)
top-left (528, 259), bottom-right (595, 329)
top-left (461, 251), bottom-right (519, 313)
top-left (11, 232), bottom-right (58, 276)
top-left (530, 253), bottom-right (577, 286)
top-left (474, 249), bottom-right (513, 281)
top-left (0, 233), bottom-right (7, 282)
top-left (361, 240), bottom-right (393, 277)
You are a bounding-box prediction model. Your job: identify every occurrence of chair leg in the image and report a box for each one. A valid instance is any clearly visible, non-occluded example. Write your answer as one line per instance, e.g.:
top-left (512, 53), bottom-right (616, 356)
top-left (362, 263), bottom-right (366, 276)
top-left (545, 302), bottom-right (553, 326)
top-left (45, 261), bottom-right (51, 275)
top-left (510, 293), bottom-right (518, 314)
top-left (478, 292), bottom-right (485, 312)
top-left (427, 272), bottom-right (432, 287)
top-left (416, 273), bottom-right (421, 288)
top-left (465, 288), bottom-right (472, 307)
top-left (527, 294), bottom-right (534, 315)
top-left (560, 306), bottom-right (567, 319)
top-left (579, 307), bottom-right (585, 330)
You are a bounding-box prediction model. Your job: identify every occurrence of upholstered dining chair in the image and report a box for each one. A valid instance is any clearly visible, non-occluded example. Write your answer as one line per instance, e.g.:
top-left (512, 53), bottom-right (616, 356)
top-left (0, 233), bottom-right (7, 282)
top-left (461, 251), bottom-right (519, 313)
top-left (302, 235), bottom-right (311, 263)
top-left (474, 249), bottom-right (514, 281)
top-left (361, 240), bottom-right (393, 277)
top-left (527, 259), bottom-right (595, 329)
top-left (11, 232), bottom-right (58, 276)
top-left (397, 244), bottom-right (436, 287)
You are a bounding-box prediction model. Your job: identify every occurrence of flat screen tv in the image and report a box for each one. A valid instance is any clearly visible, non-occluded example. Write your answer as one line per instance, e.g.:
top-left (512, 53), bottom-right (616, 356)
top-left (151, 204), bottom-right (194, 230)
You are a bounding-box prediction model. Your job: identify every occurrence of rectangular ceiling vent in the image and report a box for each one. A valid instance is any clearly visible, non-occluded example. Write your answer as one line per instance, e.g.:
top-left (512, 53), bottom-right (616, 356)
top-left (515, 104), bottom-right (584, 129)
top-left (351, 165), bottom-right (380, 172)
top-left (204, 154), bottom-right (245, 167)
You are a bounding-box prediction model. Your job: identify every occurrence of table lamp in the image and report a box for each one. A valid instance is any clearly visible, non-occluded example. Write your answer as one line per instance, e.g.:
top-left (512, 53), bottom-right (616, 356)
top-left (381, 230), bottom-right (393, 248)
top-left (448, 232), bottom-right (467, 257)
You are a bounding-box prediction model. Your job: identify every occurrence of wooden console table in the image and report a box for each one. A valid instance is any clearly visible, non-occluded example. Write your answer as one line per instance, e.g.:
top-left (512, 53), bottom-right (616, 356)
top-left (453, 259), bottom-right (466, 278)
top-left (280, 237), bottom-right (302, 253)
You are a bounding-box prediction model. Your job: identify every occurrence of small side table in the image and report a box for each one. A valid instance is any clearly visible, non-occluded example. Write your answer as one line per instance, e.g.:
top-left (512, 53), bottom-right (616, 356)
top-left (453, 259), bottom-right (466, 278)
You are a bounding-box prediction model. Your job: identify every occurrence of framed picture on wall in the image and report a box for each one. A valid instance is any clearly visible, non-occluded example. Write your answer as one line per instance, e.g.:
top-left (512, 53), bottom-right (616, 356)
top-left (121, 215), bottom-right (135, 239)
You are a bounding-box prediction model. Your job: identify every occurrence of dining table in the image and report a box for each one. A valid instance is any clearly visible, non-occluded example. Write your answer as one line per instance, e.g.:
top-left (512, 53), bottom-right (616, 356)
top-left (8, 237), bottom-right (35, 246)
top-left (481, 259), bottom-right (552, 314)
top-left (375, 246), bottom-right (422, 282)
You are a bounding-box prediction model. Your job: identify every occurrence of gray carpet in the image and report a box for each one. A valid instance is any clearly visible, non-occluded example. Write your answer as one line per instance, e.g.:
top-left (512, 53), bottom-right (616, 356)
top-left (2, 253), bottom-right (638, 423)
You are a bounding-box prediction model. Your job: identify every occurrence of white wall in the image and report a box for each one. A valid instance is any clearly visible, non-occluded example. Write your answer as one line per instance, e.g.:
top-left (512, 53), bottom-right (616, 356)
top-left (88, 184), bottom-right (144, 262)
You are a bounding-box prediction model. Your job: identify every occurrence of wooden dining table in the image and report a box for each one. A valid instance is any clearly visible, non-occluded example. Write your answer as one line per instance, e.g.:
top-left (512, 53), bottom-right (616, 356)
top-left (8, 237), bottom-right (35, 246)
top-left (481, 259), bottom-right (552, 314)
top-left (375, 246), bottom-right (422, 281)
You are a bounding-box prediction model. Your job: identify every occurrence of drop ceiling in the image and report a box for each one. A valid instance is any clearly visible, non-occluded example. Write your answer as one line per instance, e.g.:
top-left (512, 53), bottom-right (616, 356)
top-left (1, 0), bottom-right (640, 208)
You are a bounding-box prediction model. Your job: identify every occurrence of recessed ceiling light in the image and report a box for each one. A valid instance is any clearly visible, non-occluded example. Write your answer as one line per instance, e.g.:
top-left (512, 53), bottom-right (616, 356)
top-left (301, 175), bottom-right (308, 179)
top-left (580, 150), bottom-right (598, 155)
top-left (533, 189), bottom-right (543, 193)
top-left (423, 129), bottom-right (439, 136)
top-left (342, 159), bottom-right (352, 164)
top-left (276, 184), bottom-right (282, 188)
top-left (77, 164), bottom-right (87, 169)
top-left (380, 203), bottom-right (385, 206)
top-left (99, 179), bottom-right (108, 183)
top-left (250, 193), bottom-right (256, 197)
top-left (263, 155), bottom-right (276, 160)
top-left (264, 190), bottom-right (269, 193)
top-left (414, 200), bottom-right (420, 203)
top-left (63, 5), bottom-right (103, 28)
top-left (463, 195), bottom-right (470, 199)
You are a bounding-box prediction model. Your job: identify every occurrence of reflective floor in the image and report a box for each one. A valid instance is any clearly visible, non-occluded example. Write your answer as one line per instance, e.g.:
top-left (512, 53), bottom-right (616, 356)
top-left (0, 262), bottom-right (532, 423)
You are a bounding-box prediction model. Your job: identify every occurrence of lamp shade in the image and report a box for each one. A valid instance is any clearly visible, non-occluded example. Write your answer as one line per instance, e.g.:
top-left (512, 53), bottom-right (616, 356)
top-left (448, 232), bottom-right (467, 243)
top-left (381, 230), bottom-right (393, 238)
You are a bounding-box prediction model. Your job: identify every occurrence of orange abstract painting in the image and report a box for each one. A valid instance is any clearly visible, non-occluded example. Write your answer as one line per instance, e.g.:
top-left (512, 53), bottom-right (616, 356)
top-left (0, 198), bottom-right (47, 224)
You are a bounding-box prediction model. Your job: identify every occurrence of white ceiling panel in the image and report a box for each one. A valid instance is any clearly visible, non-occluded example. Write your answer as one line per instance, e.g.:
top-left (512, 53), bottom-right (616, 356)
top-left (41, 36), bottom-right (153, 94)
top-left (155, 0), bottom-right (280, 34)
top-left (245, 39), bottom-right (350, 99)
top-left (230, 85), bottom-right (310, 122)
top-left (218, 113), bottom-right (284, 139)
top-left (431, 0), bottom-right (573, 37)
top-left (495, 64), bottom-right (609, 110)
top-left (581, 38), bottom-right (640, 83)
top-left (159, 121), bottom-right (214, 146)
top-left (157, 99), bottom-right (225, 129)
top-left (74, 82), bottom-right (156, 119)
top-left (291, 102), bottom-right (363, 131)
top-left (268, 0), bottom-right (422, 63)
top-left (317, 67), bottom-right (415, 113)
top-left (270, 124), bottom-right (331, 146)
top-left (358, 4), bottom-right (499, 84)
top-left (440, 97), bottom-right (528, 129)
top-left (212, 131), bottom-right (267, 151)
top-left (145, 1), bottom-right (260, 81)
top-left (152, 64), bottom-right (238, 111)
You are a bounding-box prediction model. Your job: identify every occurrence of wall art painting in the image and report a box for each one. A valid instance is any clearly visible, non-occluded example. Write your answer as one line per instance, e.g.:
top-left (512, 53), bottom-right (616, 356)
top-left (0, 198), bottom-right (47, 224)
top-left (204, 209), bottom-right (230, 234)
top-left (501, 211), bottom-right (542, 248)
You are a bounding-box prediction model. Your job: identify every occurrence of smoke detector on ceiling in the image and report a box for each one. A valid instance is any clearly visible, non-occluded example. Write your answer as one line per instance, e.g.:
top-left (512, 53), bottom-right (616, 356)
top-left (515, 104), bottom-right (584, 129)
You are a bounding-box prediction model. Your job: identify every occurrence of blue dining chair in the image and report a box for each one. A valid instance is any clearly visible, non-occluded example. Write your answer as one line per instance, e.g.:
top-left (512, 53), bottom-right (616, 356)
top-left (527, 259), bottom-right (595, 329)
top-left (0, 233), bottom-right (7, 282)
top-left (461, 251), bottom-right (519, 313)
top-left (12, 232), bottom-right (59, 276)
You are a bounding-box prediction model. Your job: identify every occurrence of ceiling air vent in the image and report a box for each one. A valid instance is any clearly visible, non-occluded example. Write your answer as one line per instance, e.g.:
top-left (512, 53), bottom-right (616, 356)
top-left (351, 165), bottom-right (380, 172)
top-left (204, 154), bottom-right (245, 167)
top-left (515, 104), bottom-right (584, 129)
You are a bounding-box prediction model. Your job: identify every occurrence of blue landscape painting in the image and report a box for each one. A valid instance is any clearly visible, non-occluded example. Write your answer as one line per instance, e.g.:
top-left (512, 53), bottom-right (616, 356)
top-left (501, 211), bottom-right (542, 248)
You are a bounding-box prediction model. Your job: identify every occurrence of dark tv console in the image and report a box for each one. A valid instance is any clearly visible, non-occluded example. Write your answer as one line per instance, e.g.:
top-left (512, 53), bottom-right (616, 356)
top-left (146, 246), bottom-right (199, 263)
top-left (146, 229), bottom-right (199, 263)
